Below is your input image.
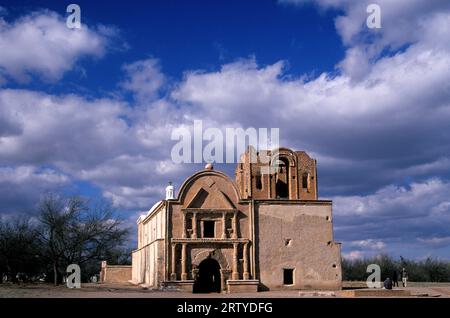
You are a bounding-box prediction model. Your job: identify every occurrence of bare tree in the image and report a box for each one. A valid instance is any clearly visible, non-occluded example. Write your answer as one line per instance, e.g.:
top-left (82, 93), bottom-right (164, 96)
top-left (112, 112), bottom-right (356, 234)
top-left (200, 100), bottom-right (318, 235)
top-left (37, 195), bottom-right (129, 285)
top-left (0, 217), bottom-right (42, 283)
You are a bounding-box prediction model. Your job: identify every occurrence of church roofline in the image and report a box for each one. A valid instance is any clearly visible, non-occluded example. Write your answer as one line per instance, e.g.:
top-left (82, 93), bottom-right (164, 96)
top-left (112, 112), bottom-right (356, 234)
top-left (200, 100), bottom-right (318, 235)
top-left (138, 200), bottom-right (166, 224)
top-left (173, 168), bottom-right (245, 205)
top-left (254, 199), bottom-right (332, 205)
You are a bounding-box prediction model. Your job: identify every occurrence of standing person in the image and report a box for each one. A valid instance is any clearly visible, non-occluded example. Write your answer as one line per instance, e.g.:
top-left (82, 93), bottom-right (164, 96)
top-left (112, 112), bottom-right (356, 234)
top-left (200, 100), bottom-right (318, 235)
top-left (401, 268), bottom-right (408, 287)
top-left (392, 270), bottom-right (399, 287)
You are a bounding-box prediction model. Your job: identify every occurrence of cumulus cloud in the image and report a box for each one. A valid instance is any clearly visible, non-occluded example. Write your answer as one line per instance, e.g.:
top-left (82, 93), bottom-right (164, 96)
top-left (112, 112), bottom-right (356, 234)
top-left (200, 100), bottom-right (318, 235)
top-left (0, 10), bottom-right (117, 83)
top-left (120, 58), bottom-right (166, 103)
top-left (1, 2), bottom-right (450, 259)
top-left (349, 239), bottom-right (386, 250)
top-left (282, 0), bottom-right (450, 79)
top-left (333, 179), bottom-right (450, 258)
top-left (0, 166), bottom-right (69, 215)
top-left (342, 250), bottom-right (364, 260)
top-left (0, 86), bottom-right (195, 211)
top-left (0, 89), bottom-right (134, 168)
top-left (170, 7), bottom-right (450, 258)
top-left (173, 48), bottom-right (450, 195)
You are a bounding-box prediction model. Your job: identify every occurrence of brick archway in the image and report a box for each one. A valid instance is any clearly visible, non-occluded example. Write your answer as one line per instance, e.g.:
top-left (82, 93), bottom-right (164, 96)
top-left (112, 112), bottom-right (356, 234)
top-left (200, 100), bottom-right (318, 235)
top-left (192, 249), bottom-right (229, 270)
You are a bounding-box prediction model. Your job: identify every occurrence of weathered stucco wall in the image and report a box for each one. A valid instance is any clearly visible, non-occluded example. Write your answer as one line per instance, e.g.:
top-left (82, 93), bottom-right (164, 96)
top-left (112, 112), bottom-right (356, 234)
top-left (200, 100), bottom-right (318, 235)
top-left (131, 206), bottom-right (166, 286)
top-left (101, 262), bottom-right (132, 283)
top-left (256, 202), bottom-right (342, 290)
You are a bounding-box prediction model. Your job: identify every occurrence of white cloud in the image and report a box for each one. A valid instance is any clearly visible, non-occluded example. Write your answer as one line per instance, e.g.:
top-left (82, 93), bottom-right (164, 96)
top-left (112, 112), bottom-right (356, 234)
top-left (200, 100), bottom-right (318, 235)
top-left (349, 239), bottom-right (386, 250)
top-left (0, 165), bottom-right (68, 184)
top-left (333, 178), bottom-right (450, 259)
top-left (342, 250), bottom-right (364, 260)
top-left (0, 86), bottom-right (195, 211)
top-left (333, 179), bottom-right (450, 219)
top-left (173, 42), bottom-right (450, 187)
top-left (120, 58), bottom-right (166, 103)
top-left (103, 185), bottom-right (163, 210)
top-left (282, 0), bottom-right (450, 79)
top-left (0, 166), bottom-right (69, 215)
top-left (0, 89), bottom-right (134, 168)
top-left (0, 10), bottom-right (116, 83)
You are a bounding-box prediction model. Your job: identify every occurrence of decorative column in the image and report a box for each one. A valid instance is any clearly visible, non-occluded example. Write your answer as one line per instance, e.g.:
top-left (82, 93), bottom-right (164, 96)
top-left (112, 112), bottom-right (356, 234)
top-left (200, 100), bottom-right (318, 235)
top-left (181, 243), bottom-right (188, 280)
top-left (232, 243), bottom-right (239, 280)
top-left (243, 242), bottom-right (250, 280)
top-left (192, 213), bottom-right (197, 239)
top-left (170, 243), bottom-right (177, 280)
top-left (220, 269), bottom-right (226, 292)
top-left (221, 212), bottom-right (227, 239)
top-left (232, 212), bottom-right (238, 239)
top-left (182, 213), bottom-right (186, 238)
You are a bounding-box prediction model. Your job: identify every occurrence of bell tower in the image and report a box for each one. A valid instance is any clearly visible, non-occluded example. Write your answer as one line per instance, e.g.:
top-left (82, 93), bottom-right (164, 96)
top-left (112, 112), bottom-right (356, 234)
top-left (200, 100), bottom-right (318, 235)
top-left (235, 147), bottom-right (318, 200)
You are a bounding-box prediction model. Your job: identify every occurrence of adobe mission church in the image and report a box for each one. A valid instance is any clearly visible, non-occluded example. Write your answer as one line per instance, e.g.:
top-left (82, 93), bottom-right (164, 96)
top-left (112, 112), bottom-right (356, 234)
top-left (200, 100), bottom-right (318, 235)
top-left (131, 147), bottom-right (342, 293)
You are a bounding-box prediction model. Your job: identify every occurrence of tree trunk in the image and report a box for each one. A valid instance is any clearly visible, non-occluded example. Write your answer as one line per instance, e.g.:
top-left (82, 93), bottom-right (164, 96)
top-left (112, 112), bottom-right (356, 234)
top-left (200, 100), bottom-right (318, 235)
top-left (53, 261), bottom-right (58, 286)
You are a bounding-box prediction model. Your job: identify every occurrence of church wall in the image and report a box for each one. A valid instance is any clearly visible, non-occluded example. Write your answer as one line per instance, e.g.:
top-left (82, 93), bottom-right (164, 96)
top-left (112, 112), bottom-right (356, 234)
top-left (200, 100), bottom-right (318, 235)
top-left (100, 261), bottom-right (132, 283)
top-left (256, 202), bottom-right (342, 290)
top-left (131, 206), bottom-right (166, 287)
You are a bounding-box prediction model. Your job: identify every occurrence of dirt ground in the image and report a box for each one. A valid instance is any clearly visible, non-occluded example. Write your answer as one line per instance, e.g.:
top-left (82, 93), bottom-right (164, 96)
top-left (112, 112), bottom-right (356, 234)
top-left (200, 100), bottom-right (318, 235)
top-left (1, 281), bottom-right (450, 298)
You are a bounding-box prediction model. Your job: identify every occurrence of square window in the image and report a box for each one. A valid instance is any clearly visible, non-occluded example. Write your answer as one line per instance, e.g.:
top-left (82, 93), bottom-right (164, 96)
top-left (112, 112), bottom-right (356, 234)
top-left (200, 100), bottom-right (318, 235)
top-left (203, 221), bottom-right (215, 238)
top-left (283, 268), bottom-right (294, 285)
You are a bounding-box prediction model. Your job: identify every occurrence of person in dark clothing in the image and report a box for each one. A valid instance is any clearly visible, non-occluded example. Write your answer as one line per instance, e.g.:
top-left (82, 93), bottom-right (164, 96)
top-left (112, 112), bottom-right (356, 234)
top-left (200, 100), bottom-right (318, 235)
top-left (392, 270), bottom-right (399, 287)
top-left (383, 277), bottom-right (392, 290)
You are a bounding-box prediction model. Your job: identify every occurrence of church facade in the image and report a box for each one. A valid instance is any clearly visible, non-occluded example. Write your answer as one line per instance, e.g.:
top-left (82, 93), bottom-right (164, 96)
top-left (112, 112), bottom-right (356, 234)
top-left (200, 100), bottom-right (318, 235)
top-left (131, 147), bottom-right (342, 293)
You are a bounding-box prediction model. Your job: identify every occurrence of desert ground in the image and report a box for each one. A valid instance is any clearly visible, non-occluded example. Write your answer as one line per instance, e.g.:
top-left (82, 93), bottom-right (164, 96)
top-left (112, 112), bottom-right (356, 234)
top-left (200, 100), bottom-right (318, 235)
top-left (0, 281), bottom-right (449, 298)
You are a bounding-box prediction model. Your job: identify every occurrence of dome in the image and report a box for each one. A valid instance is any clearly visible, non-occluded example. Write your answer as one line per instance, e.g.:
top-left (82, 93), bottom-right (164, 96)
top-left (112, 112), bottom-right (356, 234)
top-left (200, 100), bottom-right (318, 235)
top-left (165, 182), bottom-right (175, 200)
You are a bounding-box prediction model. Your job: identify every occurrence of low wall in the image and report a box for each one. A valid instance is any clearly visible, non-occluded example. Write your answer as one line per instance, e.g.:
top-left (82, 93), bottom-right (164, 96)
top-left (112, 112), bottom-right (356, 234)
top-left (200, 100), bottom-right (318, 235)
top-left (100, 261), bottom-right (132, 283)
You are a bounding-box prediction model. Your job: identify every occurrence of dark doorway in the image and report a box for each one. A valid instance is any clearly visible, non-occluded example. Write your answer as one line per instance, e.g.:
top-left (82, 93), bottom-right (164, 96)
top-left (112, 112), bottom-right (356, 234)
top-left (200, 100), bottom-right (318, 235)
top-left (193, 258), bottom-right (221, 293)
top-left (283, 268), bottom-right (294, 285)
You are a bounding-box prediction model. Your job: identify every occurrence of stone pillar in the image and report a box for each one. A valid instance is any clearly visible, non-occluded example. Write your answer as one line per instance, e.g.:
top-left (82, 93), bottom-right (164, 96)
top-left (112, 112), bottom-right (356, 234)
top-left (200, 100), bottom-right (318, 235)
top-left (232, 243), bottom-right (239, 280)
top-left (181, 243), bottom-right (188, 280)
top-left (220, 269), bottom-right (226, 292)
top-left (182, 213), bottom-right (186, 238)
top-left (192, 213), bottom-right (197, 239)
top-left (232, 213), bottom-right (238, 239)
top-left (221, 212), bottom-right (227, 239)
top-left (243, 242), bottom-right (250, 280)
top-left (170, 243), bottom-right (177, 281)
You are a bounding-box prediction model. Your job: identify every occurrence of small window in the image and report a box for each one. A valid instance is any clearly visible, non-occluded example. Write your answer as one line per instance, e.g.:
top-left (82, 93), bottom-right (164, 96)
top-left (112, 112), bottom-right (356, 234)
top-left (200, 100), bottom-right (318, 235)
top-left (302, 173), bottom-right (308, 189)
top-left (203, 221), bottom-right (215, 238)
top-left (283, 268), bottom-right (294, 285)
top-left (255, 174), bottom-right (262, 190)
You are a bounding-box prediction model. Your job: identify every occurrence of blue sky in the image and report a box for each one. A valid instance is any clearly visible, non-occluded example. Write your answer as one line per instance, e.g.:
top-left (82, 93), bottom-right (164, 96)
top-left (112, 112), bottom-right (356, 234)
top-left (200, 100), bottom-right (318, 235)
top-left (0, 0), bottom-right (450, 260)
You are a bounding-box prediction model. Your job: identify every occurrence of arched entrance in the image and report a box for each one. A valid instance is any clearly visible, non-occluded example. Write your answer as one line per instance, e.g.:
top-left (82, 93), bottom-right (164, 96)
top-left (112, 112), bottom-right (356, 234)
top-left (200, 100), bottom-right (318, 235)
top-left (275, 157), bottom-right (289, 199)
top-left (193, 258), bottom-right (221, 293)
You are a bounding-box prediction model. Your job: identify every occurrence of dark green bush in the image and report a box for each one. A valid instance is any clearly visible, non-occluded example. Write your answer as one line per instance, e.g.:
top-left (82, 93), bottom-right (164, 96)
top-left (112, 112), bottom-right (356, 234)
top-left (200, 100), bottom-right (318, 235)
top-left (342, 254), bottom-right (450, 282)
